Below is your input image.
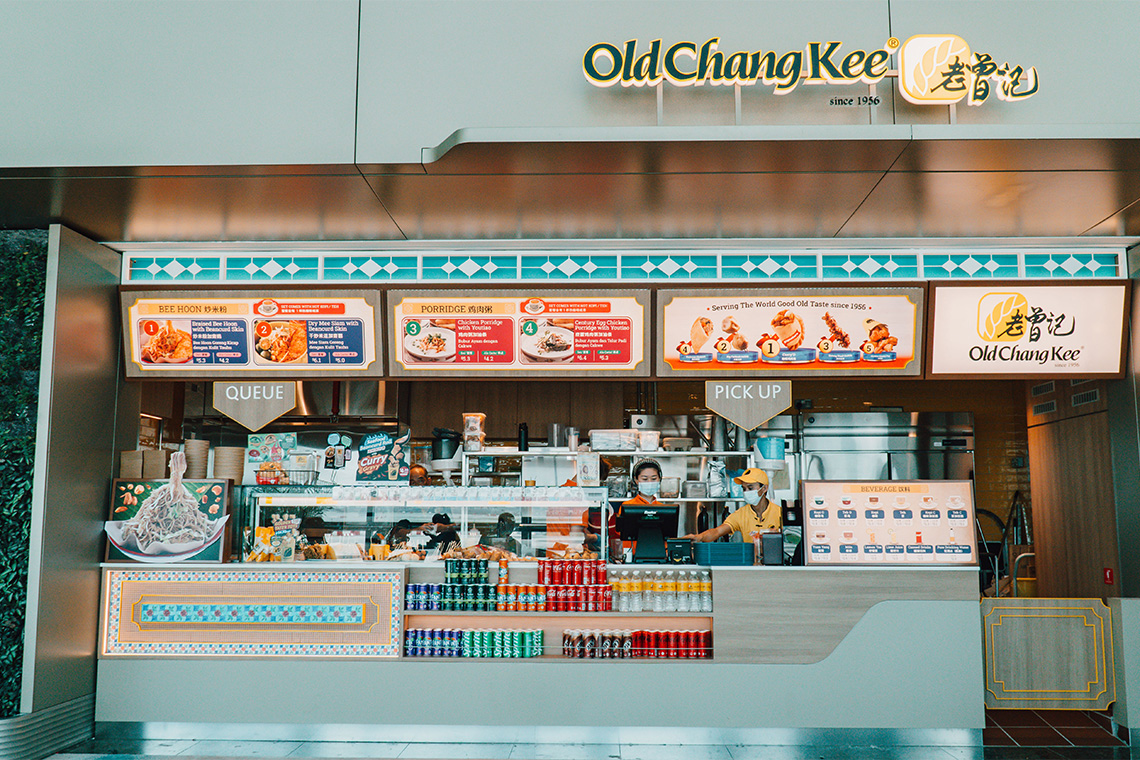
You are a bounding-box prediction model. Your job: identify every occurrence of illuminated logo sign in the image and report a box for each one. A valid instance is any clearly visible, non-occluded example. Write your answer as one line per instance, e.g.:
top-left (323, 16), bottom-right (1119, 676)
top-left (977, 292), bottom-right (1031, 342)
top-left (582, 35), bottom-right (1038, 106)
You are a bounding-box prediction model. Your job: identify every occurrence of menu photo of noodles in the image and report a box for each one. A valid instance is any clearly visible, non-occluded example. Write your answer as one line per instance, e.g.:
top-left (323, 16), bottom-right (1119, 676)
top-left (105, 453), bottom-right (231, 563)
top-left (252, 319), bottom-right (309, 364)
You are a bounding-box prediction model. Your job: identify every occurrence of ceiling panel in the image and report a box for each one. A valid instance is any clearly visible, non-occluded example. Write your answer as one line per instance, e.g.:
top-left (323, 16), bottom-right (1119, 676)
top-left (892, 139), bottom-right (1140, 173)
top-left (841, 170), bottom-right (1139, 238)
top-left (364, 171), bottom-right (888, 239)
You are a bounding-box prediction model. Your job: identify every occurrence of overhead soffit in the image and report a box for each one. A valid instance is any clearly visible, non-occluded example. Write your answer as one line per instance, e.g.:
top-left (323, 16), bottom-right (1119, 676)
top-left (2, 139), bottom-right (1139, 242)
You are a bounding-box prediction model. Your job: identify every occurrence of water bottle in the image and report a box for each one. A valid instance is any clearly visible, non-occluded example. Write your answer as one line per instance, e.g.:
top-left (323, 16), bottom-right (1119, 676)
top-left (663, 570), bottom-right (677, 612)
top-left (652, 571), bottom-right (665, 612)
top-left (629, 570), bottom-right (643, 612)
top-left (617, 571), bottom-right (631, 612)
top-left (699, 570), bottom-right (713, 612)
top-left (676, 571), bottom-right (692, 612)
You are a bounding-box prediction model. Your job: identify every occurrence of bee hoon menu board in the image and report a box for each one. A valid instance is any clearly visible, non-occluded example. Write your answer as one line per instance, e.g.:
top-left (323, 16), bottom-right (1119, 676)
top-left (122, 291), bottom-right (380, 378)
top-left (388, 290), bottom-right (649, 377)
top-left (656, 288), bottom-right (924, 376)
top-left (802, 480), bottom-right (976, 566)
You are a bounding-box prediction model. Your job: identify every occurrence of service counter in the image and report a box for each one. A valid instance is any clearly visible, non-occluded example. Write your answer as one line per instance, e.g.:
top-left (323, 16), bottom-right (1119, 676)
top-left (95, 562), bottom-right (983, 744)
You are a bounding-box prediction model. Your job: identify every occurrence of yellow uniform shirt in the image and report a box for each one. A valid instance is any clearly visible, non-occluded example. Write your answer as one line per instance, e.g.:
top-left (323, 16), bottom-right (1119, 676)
top-left (723, 500), bottom-right (782, 540)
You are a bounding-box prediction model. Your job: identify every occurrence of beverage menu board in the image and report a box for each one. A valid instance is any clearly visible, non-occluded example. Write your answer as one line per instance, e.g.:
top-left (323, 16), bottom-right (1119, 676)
top-left (121, 291), bottom-right (380, 378)
top-left (656, 288), bottom-right (923, 377)
top-left (388, 290), bottom-right (649, 377)
top-left (801, 480), bottom-right (976, 566)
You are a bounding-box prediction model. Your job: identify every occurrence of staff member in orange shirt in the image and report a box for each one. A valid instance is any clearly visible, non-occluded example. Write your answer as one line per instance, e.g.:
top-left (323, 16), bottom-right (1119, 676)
top-left (684, 468), bottom-right (781, 543)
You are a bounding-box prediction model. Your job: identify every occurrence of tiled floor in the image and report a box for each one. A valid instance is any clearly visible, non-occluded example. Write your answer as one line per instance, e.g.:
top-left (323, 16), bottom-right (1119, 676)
top-left (49, 711), bottom-right (1133, 760)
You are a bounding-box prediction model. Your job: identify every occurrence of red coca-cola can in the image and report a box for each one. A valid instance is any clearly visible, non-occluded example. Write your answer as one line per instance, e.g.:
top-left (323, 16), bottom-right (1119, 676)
top-left (578, 585), bottom-right (589, 612)
top-left (536, 559), bottom-right (547, 585)
top-left (571, 559), bottom-right (583, 586)
top-left (586, 585), bottom-right (598, 612)
top-left (552, 559), bottom-right (564, 585)
top-left (700, 630), bottom-right (712, 659)
top-left (654, 630), bottom-right (667, 658)
top-left (563, 585), bottom-right (574, 612)
top-left (595, 559), bottom-right (607, 584)
top-left (583, 559), bottom-right (595, 585)
top-left (602, 584), bottom-right (613, 611)
top-left (631, 630), bottom-right (643, 658)
top-left (667, 630), bottom-right (680, 658)
top-left (682, 630), bottom-right (696, 659)
top-left (549, 585), bottom-right (561, 612)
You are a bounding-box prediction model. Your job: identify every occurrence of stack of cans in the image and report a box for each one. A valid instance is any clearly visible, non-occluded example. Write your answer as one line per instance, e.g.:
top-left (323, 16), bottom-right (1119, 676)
top-left (406, 559), bottom-right (497, 612)
top-left (560, 629), bottom-right (712, 659)
top-left (404, 628), bottom-right (544, 658)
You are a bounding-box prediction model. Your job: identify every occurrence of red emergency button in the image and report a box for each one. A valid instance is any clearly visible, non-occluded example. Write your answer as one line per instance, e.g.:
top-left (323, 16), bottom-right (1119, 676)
top-left (1104, 568), bottom-right (1114, 585)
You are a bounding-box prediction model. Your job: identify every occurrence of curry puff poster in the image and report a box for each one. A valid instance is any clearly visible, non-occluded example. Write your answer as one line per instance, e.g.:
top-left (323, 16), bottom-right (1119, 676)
top-left (121, 291), bottom-right (380, 379)
top-left (656, 287), bottom-right (924, 377)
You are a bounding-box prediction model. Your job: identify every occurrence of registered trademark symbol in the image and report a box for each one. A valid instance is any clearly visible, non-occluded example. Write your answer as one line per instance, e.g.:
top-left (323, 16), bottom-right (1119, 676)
top-left (887, 37), bottom-right (900, 50)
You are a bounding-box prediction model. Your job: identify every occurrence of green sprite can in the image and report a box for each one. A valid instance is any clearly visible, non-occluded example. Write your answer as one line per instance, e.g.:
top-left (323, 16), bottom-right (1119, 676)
top-left (508, 629), bottom-right (522, 658)
top-left (479, 629), bottom-right (492, 658)
top-left (461, 629), bottom-right (475, 658)
top-left (492, 629), bottom-right (504, 658)
top-left (521, 629), bottom-right (535, 658)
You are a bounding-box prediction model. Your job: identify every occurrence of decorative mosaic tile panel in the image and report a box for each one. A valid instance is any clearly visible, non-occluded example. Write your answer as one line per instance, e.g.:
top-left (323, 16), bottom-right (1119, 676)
top-left (126, 256), bottom-right (223, 282)
top-left (421, 254), bottom-right (519, 281)
top-left (923, 253), bottom-right (1020, 279)
top-left (103, 568), bottom-right (402, 657)
top-left (619, 254), bottom-right (718, 280)
top-left (721, 253), bottom-right (819, 279)
top-left (1023, 252), bottom-right (1121, 278)
top-left (519, 253), bottom-right (619, 280)
top-left (820, 253), bottom-right (920, 279)
top-left (323, 254), bottom-right (419, 281)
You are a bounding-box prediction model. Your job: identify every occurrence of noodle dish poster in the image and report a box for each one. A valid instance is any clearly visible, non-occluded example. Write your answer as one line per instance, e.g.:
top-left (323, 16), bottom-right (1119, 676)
top-left (657, 288), bottom-right (924, 377)
top-left (106, 478), bottom-right (229, 562)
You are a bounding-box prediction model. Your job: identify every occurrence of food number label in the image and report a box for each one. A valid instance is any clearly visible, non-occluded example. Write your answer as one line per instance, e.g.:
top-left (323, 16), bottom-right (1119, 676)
top-left (405, 321), bottom-right (422, 336)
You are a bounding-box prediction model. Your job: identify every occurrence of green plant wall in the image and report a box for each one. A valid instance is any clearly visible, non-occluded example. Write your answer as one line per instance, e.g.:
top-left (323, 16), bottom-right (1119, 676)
top-left (0, 230), bottom-right (47, 717)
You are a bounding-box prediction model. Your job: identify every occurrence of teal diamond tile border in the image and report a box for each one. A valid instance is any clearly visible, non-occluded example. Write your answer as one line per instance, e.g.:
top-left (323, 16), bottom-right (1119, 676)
top-left (721, 253), bottom-right (818, 279)
top-left (122, 250), bottom-right (1125, 284)
top-left (323, 255), bottom-right (419, 281)
top-left (820, 253), bottom-right (918, 279)
top-left (519, 254), bottom-right (619, 280)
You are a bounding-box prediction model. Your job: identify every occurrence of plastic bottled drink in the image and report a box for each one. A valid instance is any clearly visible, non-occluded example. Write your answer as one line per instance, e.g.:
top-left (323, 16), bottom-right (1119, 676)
top-left (617, 571), bottom-right (631, 612)
top-left (699, 570), bottom-right (713, 612)
top-left (628, 570), bottom-right (643, 612)
top-left (662, 570), bottom-right (677, 612)
top-left (652, 571), bottom-right (665, 612)
top-left (676, 571), bottom-right (692, 612)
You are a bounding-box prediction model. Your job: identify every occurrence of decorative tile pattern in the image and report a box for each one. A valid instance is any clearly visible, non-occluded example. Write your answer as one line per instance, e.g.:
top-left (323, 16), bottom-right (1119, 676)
top-left (721, 253), bottom-right (818, 279)
top-left (519, 253), bottom-right (619, 280)
top-left (620, 254), bottom-right (717, 280)
top-left (224, 255), bottom-right (321, 281)
top-left (126, 256), bottom-right (222, 282)
top-left (323, 254), bottom-right (419, 281)
top-left (121, 250), bottom-right (1125, 283)
top-left (103, 568), bottom-right (402, 657)
top-left (820, 253), bottom-right (920, 279)
top-left (923, 253), bottom-right (1020, 278)
top-left (1023, 252), bottom-right (1121, 278)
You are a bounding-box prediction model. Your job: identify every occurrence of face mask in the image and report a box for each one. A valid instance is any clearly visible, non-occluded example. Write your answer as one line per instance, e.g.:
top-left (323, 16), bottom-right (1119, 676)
top-left (743, 489), bottom-right (763, 506)
top-left (638, 481), bottom-right (661, 496)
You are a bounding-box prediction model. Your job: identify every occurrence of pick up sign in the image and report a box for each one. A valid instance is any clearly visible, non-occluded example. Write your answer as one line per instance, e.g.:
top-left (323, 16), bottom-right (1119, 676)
top-left (705, 381), bottom-right (791, 431)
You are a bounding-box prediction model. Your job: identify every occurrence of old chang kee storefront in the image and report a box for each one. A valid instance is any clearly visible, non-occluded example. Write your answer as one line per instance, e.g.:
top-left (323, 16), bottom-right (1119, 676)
top-left (10, 6), bottom-right (1140, 756)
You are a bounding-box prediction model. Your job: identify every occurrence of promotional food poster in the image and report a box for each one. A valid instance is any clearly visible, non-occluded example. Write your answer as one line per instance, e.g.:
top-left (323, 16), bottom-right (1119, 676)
top-left (356, 430), bottom-right (412, 483)
top-left (657, 288), bottom-right (924, 376)
top-left (122, 291), bottom-right (380, 378)
top-left (105, 478), bottom-right (230, 563)
top-left (801, 480), bottom-right (976, 566)
top-left (388, 290), bottom-right (649, 377)
top-left (930, 283), bottom-right (1128, 377)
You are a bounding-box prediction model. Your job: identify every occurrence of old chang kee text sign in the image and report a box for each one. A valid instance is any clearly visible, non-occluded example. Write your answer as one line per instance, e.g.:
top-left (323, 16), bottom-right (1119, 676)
top-left (582, 34), bottom-right (1038, 107)
top-left (930, 284), bottom-right (1127, 377)
top-left (802, 481), bottom-right (976, 566)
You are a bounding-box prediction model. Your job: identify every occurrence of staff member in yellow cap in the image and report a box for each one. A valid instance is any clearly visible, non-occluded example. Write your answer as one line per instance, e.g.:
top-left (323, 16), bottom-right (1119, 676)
top-left (683, 468), bottom-right (781, 542)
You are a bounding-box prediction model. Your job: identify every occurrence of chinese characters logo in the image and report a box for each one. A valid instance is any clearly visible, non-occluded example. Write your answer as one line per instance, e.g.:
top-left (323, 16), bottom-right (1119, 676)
top-left (897, 35), bottom-right (1038, 105)
top-left (978, 292), bottom-right (1074, 344)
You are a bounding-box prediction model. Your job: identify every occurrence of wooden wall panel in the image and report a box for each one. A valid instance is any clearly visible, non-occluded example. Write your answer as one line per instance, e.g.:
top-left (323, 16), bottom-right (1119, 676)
top-left (1027, 412), bottom-right (1119, 598)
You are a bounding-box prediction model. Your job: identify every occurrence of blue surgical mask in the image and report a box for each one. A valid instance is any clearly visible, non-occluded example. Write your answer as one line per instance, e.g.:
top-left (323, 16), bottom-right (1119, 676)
top-left (637, 481), bottom-right (661, 496)
top-left (743, 489), bottom-right (762, 506)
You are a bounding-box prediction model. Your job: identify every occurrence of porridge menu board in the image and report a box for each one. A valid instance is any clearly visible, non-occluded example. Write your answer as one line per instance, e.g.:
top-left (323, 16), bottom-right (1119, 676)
top-left (388, 290), bottom-right (649, 377)
top-left (801, 480), bottom-right (976, 566)
top-left (656, 288), bottom-right (923, 377)
top-left (122, 290), bottom-right (380, 378)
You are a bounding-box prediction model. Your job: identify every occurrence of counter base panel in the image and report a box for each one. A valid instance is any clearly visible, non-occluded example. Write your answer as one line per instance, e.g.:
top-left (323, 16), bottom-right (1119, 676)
top-left (95, 600), bottom-right (984, 731)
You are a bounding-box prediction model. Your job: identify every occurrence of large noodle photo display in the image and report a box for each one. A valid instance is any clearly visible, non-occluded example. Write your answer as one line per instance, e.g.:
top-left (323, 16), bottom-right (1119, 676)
top-left (105, 453), bottom-right (229, 562)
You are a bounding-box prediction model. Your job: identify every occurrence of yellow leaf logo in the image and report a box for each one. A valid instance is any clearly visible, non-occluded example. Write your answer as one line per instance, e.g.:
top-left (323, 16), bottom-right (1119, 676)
top-left (977, 292), bottom-right (1029, 342)
top-left (898, 35), bottom-right (971, 105)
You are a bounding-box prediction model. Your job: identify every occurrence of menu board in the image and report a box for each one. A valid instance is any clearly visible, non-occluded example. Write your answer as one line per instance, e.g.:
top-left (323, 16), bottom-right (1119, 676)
top-left (656, 288), bottom-right (924, 376)
top-left (802, 480), bottom-right (976, 566)
top-left (121, 290), bottom-right (380, 378)
top-left (929, 283), bottom-right (1127, 377)
top-left (388, 290), bottom-right (649, 377)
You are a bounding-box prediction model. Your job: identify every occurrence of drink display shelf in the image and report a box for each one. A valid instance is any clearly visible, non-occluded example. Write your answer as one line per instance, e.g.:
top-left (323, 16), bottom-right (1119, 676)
top-left (404, 610), bottom-right (712, 617)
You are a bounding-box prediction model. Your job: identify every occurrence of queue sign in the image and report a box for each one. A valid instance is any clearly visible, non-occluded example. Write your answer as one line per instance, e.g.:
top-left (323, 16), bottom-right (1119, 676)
top-left (213, 382), bottom-right (296, 432)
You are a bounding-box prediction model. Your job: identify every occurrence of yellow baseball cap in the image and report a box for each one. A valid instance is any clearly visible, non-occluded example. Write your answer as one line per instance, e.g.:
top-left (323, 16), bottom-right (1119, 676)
top-left (734, 468), bottom-right (769, 486)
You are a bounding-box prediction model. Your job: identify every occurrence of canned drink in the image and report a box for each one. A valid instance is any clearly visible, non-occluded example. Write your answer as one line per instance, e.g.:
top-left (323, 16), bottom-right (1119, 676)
top-left (572, 629), bottom-right (585, 658)
top-left (576, 585), bottom-right (587, 612)
top-left (479, 584), bottom-right (491, 611)
top-left (571, 559), bottom-right (583, 586)
top-left (505, 585), bottom-right (517, 612)
top-left (461, 629), bottom-right (475, 658)
top-left (583, 629), bottom-right (597, 659)
top-left (667, 630), bottom-right (680, 659)
top-left (596, 559), bottom-right (607, 584)
top-left (619, 630), bottom-right (632, 659)
top-left (584, 559), bottom-right (596, 585)
top-left (537, 558), bottom-right (548, 585)
top-left (471, 629), bottom-right (484, 658)
top-left (404, 585), bottom-right (416, 610)
top-left (404, 630), bottom-right (415, 657)
top-left (552, 559), bottom-right (565, 585)
top-left (499, 559), bottom-right (510, 585)
top-left (516, 585), bottom-right (528, 611)
top-left (443, 558), bottom-right (454, 585)
top-left (428, 584), bottom-right (442, 611)
top-left (586, 585), bottom-right (598, 612)
top-left (415, 584), bottom-right (428, 610)
top-left (496, 583), bottom-right (507, 612)
top-left (478, 558), bottom-right (488, 585)
top-left (562, 630), bottom-right (573, 658)
top-left (686, 630), bottom-right (699, 659)
top-left (423, 628), bottom-right (435, 657)
top-left (599, 630), bottom-right (612, 659)
top-left (701, 630), bottom-right (712, 659)
top-left (526, 585), bottom-right (538, 612)
top-left (534, 629), bottom-right (544, 657)
top-left (520, 630), bottom-right (533, 658)
top-left (602, 583), bottom-right (613, 612)
top-left (536, 585), bottom-right (547, 612)
top-left (508, 629), bottom-right (521, 658)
